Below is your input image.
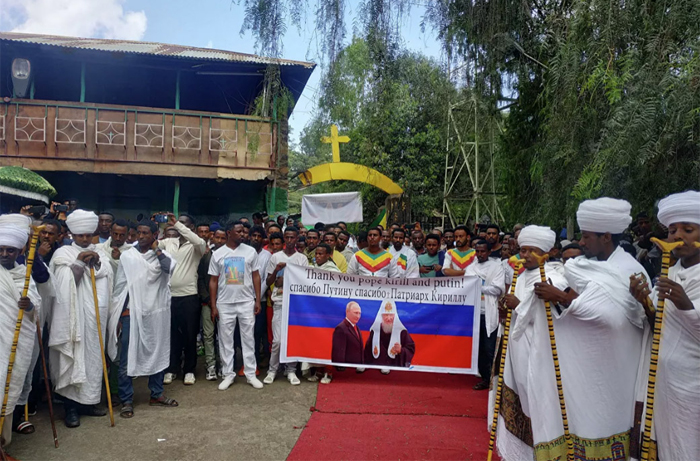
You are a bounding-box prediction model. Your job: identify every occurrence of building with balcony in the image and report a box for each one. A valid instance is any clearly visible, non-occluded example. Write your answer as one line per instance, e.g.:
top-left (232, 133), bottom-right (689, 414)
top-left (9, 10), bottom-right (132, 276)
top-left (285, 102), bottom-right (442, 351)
top-left (0, 32), bottom-right (315, 221)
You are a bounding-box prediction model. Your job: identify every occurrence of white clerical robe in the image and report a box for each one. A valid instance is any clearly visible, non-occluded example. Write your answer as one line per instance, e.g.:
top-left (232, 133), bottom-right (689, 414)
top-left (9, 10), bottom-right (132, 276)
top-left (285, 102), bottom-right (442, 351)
top-left (494, 263), bottom-right (568, 461)
top-left (0, 263), bottom-right (40, 444)
top-left (466, 259), bottom-right (505, 335)
top-left (49, 244), bottom-right (114, 405)
top-left (652, 261), bottom-right (700, 461)
top-left (552, 258), bottom-right (646, 461)
top-left (108, 249), bottom-right (176, 377)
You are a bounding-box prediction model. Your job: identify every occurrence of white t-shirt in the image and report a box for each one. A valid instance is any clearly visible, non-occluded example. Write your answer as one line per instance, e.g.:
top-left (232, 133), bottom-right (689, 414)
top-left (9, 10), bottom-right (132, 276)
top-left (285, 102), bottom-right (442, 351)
top-left (266, 250), bottom-right (309, 305)
top-left (208, 243), bottom-right (259, 305)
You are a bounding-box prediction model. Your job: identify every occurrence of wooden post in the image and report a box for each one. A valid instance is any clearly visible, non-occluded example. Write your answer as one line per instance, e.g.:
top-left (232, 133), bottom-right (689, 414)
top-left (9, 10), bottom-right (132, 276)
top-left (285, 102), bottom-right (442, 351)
top-left (173, 179), bottom-right (180, 216)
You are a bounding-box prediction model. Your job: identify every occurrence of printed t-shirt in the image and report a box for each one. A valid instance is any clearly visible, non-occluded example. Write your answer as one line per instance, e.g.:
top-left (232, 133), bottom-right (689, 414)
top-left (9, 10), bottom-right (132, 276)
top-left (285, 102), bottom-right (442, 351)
top-left (208, 243), bottom-right (258, 305)
top-left (443, 248), bottom-right (476, 272)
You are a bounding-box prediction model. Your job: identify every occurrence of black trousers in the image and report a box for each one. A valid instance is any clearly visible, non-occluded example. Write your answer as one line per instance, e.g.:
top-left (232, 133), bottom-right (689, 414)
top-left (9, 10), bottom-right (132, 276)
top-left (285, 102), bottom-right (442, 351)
top-left (168, 294), bottom-right (201, 375)
top-left (478, 314), bottom-right (498, 383)
top-left (254, 303), bottom-right (269, 363)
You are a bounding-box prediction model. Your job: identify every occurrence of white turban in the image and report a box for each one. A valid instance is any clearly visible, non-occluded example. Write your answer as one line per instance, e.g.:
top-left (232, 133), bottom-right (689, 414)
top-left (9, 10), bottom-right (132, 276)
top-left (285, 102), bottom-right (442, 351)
top-left (657, 190), bottom-right (700, 227)
top-left (0, 213), bottom-right (32, 232)
top-left (0, 224), bottom-right (30, 249)
top-left (518, 225), bottom-right (556, 252)
top-left (576, 198), bottom-right (632, 234)
top-left (66, 209), bottom-right (98, 235)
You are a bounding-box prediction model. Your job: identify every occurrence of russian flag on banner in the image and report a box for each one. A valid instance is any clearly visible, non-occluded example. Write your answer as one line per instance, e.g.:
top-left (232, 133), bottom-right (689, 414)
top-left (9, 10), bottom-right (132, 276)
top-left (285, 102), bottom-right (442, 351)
top-left (281, 264), bottom-right (482, 374)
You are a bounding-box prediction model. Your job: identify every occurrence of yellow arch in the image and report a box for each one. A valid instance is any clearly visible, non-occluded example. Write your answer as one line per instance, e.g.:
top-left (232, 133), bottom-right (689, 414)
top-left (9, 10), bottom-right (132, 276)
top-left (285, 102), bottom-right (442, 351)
top-left (296, 162), bottom-right (404, 195)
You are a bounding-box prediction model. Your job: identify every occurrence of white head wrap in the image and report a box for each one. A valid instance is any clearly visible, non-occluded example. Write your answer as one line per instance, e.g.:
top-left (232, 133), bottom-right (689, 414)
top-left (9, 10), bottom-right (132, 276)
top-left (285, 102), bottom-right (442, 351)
top-left (370, 300), bottom-right (407, 360)
top-left (576, 197), bottom-right (632, 234)
top-left (0, 214), bottom-right (32, 231)
top-left (0, 223), bottom-right (30, 249)
top-left (66, 209), bottom-right (99, 235)
top-left (518, 225), bottom-right (556, 252)
top-left (657, 190), bottom-right (700, 227)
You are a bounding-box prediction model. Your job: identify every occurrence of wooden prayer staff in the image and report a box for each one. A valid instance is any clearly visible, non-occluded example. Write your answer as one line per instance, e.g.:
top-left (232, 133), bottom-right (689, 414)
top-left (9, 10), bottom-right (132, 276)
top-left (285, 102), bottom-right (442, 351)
top-left (532, 252), bottom-right (573, 461)
top-left (89, 266), bottom-right (114, 427)
top-left (487, 257), bottom-right (523, 461)
top-left (639, 238), bottom-right (684, 461)
top-left (35, 321), bottom-right (58, 447)
top-left (0, 225), bottom-right (42, 439)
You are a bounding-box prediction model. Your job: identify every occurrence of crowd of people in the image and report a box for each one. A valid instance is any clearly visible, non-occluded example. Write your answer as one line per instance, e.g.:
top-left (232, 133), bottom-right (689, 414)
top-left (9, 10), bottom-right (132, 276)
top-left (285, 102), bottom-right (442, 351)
top-left (0, 190), bottom-right (697, 461)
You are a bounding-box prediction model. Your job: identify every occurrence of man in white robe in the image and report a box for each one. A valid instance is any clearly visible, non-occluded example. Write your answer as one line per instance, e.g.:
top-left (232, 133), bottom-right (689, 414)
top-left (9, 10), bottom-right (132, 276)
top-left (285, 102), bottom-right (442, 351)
top-left (630, 190), bottom-right (700, 461)
top-left (0, 222), bottom-right (40, 448)
top-left (466, 240), bottom-right (504, 390)
top-left (496, 225), bottom-right (568, 461)
top-left (108, 220), bottom-right (178, 418)
top-left (48, 210), bottom-right (114, 428)
top-left (530, 198), bottom-right (648, 460)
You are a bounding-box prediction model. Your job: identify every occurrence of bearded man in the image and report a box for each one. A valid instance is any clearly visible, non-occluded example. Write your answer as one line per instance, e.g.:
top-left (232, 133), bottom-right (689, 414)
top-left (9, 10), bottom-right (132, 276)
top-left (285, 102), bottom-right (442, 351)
top-left (49, 210), bottom-right (114, 429)
top-left (363, 301), bottom-right (415, 369)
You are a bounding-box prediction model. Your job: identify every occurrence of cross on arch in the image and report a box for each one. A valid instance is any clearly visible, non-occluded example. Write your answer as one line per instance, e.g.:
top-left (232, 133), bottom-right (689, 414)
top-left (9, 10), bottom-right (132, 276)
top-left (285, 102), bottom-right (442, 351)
top-left (321, 124), bottom-right (350, 163)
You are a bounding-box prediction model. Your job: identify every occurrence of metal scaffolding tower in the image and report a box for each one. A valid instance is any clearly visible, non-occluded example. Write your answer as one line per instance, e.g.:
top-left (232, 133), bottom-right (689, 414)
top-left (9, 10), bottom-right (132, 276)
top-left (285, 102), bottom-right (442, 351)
top-left (442, 88), bottom-right (504, 229)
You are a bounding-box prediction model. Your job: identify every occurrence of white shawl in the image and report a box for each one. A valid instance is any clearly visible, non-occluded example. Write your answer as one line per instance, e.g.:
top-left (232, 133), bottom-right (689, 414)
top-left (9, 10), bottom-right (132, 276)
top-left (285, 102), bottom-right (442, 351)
top-left (48, 243), bottom-right (113, 398)
top-left (108, 249), bottom-right (176, 376)
top-left (466, 259), bottom-right (505, 335)
top-left (0, 263), bottom-right (40, 414)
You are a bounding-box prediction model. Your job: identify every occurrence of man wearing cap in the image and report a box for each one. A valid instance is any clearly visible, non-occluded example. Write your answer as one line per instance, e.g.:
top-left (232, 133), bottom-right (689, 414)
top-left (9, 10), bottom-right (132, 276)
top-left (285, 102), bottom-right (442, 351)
top-left (530, 199), bottom-right (649, 460)
top-left (629, 190), bottom-right (700, 461)
top-left (496, 225), bottom-right (568, 461)
top-left (49, 209), bottom-right (114, 428)
top-left (0, 220), bottom-right (41, 447)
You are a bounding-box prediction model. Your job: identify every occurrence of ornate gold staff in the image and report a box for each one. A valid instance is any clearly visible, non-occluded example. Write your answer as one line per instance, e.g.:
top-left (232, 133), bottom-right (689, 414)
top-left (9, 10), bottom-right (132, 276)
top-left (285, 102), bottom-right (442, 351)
top-left (639, 238), bottom-right (685, 461)
top-left (89, 266), bottom-right (114, 427)
top-left (487, 256), bottom-right (523, 461)
top-left (0, 225), bottom-right (43, 437)
top-left (532, 252), bottom-right (573, 461)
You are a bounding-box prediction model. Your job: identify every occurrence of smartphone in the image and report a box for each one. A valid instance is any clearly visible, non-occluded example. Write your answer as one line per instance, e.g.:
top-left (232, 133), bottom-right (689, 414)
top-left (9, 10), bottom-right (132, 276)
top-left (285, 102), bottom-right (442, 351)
top-left (54, 204), bottom-right (68, 212)
top-left (154, 214), bottom-right (168, 223)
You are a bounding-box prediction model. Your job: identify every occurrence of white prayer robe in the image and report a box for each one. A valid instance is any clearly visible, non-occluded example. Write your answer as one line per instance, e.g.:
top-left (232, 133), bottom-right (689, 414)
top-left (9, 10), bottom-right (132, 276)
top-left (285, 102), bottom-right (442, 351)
top-left (48, 244), bottom-right (114, 405)
top-left (495, 263), bottom-right (567, 461)
top-left (466, 259), bottom-right (505, 335)
top-left (652, 261), bottom-right (700, 461)
top-left (0, 263), bottom-right (40, 445)
top-left (553, 258), bottom-right (646, 461)
top-left (108, 249), bottom-right (176, 377)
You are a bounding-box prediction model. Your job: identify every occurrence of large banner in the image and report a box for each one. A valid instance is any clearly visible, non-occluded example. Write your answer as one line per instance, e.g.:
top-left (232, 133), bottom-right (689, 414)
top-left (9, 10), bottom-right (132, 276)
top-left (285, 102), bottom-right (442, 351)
top-left (281, 264), bottom-right (481, 374)
top-left (301, 192), bottom-right (363, 225)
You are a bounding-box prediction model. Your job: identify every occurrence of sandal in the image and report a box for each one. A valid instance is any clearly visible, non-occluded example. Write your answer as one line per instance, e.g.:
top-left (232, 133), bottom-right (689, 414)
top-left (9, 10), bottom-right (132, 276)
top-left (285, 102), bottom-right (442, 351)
top-left (120, 404), bottom-right (134, 419)
top-left (149, 396), bottom-right (178, 407)
top-left (14, 420), bottom-right (35, 434)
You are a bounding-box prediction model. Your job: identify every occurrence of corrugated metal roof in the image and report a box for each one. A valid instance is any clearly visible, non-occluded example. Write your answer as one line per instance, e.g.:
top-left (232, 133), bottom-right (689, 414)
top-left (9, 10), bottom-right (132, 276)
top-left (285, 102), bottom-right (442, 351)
top-left (0, 32), bottom-right (315, 68)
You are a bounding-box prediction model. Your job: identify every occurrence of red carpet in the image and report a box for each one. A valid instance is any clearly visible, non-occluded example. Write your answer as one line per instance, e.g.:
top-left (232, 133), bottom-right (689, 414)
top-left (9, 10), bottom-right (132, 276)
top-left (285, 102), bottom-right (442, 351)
top-left (288, 370), bottom-right (497, 460)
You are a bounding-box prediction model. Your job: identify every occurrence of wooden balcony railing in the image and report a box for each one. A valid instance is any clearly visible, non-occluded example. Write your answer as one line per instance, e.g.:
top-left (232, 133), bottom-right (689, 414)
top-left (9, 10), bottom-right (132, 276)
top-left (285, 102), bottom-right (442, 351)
top-left (0, 100), bottom-right (279, 180)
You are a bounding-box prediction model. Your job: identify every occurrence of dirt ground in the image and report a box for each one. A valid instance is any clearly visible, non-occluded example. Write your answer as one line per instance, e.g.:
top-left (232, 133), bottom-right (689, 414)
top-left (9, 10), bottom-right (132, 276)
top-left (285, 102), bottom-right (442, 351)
top-left (6, 368), bottom-right (317, 461)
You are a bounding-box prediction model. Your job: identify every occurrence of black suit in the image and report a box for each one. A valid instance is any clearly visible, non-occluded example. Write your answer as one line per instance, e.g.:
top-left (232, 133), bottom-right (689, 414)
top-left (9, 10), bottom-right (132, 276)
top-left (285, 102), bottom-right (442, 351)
top-left (331, 319), bottom-right (364, 365)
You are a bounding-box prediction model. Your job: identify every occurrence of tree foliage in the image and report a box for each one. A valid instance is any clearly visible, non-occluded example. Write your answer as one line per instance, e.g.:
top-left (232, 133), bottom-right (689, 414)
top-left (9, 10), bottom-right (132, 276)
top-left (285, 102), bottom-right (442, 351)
top-left (289, 38), bottom-right (454, 223)
top-left (238, 0), bottom-right (700, 227)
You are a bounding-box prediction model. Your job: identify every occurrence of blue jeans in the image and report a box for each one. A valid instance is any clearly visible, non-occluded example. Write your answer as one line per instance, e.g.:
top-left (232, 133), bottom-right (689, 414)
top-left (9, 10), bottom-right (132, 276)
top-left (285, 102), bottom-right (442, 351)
top-left (118, 315), bottom-right (164, 404)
